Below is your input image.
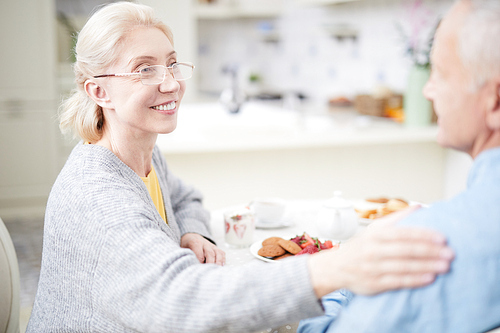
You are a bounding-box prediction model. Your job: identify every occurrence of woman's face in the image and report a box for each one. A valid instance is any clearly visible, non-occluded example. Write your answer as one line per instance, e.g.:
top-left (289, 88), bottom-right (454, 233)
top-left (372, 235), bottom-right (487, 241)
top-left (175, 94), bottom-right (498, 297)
top-left (100, 27), bottom-right (185, 139)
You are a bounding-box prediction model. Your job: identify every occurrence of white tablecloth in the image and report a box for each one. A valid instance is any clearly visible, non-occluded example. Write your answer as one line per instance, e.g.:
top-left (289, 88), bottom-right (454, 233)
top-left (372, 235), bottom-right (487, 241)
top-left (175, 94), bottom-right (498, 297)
top-left (209, 199), bottom-right (366, 333)
top-left (210, 200), bottom-right (326, 265)
top-left (210, 199), bottom-right (367, 265)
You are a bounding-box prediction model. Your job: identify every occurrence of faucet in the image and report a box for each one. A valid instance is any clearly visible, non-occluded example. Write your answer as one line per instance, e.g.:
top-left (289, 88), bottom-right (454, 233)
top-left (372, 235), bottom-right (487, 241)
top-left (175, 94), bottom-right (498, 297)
top-left (220, 64), bottom-right (246, 114)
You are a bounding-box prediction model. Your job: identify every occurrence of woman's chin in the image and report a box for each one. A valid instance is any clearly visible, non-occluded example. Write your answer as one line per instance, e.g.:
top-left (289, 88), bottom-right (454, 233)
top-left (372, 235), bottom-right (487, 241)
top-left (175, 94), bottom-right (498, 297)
top-left (158, 124), bottom-right (177, 135)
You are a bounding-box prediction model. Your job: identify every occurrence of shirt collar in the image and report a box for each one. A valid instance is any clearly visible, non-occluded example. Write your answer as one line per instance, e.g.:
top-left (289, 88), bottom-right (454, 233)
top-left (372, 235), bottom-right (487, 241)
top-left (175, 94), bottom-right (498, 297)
top-left (467, 147), bottom-right (500, 188)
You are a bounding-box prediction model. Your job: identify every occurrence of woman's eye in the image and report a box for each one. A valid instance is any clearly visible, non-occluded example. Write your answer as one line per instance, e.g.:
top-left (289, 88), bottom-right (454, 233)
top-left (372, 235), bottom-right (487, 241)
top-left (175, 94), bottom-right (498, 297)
top-left (135, 64), bottom-right (151, 72)
top-left (141, 66), bottom-right (154, 73)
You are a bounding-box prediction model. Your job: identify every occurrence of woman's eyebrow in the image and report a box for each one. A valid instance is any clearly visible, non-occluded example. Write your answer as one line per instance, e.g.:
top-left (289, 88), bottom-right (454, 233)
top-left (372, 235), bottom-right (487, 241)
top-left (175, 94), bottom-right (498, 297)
top-left (128, 51), bottom-right (178, 66)
top-left (128, 56), bottom-right (157, 66)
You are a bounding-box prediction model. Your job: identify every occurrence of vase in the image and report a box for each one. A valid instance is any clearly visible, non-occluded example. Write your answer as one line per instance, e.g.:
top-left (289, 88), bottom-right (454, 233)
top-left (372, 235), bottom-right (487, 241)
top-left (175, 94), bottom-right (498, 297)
top-left (403, 65), bottom-right (432, 127)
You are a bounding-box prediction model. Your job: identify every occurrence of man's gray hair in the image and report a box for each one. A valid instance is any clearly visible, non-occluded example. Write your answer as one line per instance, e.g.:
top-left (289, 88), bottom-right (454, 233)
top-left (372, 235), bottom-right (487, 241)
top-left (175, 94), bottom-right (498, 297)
top-left (459, 0), bottom-right (500, 89)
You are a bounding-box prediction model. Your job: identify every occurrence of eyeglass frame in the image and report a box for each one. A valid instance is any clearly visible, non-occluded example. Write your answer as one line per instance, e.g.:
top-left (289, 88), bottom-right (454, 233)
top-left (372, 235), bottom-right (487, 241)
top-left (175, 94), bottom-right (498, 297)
top-left (93, 62), bottom-right (195, 85)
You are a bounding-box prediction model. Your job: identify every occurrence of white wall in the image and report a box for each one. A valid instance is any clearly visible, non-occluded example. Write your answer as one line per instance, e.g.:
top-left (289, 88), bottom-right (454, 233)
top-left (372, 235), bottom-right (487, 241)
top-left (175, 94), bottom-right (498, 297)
top-left (196, 0), bottom-right (455, 101)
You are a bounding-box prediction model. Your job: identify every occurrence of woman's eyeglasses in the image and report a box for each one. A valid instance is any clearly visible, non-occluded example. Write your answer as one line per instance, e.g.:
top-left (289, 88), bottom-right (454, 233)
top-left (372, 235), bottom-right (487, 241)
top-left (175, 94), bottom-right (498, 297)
top-left (93, 62), bottom-right (195, 85)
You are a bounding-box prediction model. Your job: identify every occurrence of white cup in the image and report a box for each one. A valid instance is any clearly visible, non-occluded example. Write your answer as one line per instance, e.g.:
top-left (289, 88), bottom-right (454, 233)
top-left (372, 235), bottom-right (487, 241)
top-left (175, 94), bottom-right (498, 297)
top-left (224, 206), bottom-right (255, 248)
top-left (250, 197), bottom-right (287, 224)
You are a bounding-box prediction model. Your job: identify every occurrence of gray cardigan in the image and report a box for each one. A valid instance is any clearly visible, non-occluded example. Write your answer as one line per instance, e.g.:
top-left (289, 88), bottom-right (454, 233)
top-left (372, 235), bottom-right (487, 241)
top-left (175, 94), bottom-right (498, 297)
top-left (27, 143), bottom-right (323, 333)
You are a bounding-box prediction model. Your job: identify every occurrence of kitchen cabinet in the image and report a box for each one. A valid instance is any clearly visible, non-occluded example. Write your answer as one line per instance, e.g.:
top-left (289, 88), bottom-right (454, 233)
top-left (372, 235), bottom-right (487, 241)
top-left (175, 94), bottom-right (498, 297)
top-left (0, 0), bottom-right (59, 218)
top-left (195, 0), bottom-right (359, 19)
top-left (0, 0), bottom-right (56, 101)
top-left (0, 102), bottom-right (59, 217)
top-left (296, 0), bottom-right (358, 5)
top-left (196, 3), bottom-right (283, 19)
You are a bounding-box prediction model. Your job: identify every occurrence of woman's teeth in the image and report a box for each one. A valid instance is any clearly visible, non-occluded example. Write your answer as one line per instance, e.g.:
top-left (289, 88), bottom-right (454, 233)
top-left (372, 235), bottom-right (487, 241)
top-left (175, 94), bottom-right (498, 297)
top-left (152, 102), bottom-right (176, 111)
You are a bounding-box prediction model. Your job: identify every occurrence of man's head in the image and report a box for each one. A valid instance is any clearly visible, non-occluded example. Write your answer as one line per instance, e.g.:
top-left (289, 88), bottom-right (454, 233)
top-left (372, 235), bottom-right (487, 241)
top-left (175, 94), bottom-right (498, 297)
top-left (423, 0), bottom-right (500, 158)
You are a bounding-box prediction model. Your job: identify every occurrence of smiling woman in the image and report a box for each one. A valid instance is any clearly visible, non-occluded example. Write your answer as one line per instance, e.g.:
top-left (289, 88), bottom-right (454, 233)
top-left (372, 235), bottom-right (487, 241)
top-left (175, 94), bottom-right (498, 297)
top-left (85, 26), bottom-right (185, 139)
top-left (26, 2), bottom-right (455, 333)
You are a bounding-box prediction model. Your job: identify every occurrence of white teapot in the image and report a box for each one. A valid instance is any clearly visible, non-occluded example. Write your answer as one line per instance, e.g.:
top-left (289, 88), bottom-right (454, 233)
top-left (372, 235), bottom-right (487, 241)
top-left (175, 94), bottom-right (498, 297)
top-left (317, 191), bottom-right (358, 240)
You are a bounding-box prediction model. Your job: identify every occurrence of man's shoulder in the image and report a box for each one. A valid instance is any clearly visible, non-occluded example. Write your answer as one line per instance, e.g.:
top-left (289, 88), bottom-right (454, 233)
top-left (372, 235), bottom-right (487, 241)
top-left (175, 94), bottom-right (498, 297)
top-left (400, 184), bottom-right (500, 235)
top-left (331, 186), bottom-right (500, 332)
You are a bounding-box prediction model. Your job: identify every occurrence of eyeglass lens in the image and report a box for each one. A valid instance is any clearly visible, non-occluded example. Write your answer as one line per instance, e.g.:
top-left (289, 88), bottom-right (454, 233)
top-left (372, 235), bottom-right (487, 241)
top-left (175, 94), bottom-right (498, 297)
top-left (140, 64), bottom-right (192, 84)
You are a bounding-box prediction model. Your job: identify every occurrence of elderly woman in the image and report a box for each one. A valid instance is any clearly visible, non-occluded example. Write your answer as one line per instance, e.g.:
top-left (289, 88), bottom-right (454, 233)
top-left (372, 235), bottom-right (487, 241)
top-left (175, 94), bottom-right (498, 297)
top-left (27, 2), bottom-right (454, 332)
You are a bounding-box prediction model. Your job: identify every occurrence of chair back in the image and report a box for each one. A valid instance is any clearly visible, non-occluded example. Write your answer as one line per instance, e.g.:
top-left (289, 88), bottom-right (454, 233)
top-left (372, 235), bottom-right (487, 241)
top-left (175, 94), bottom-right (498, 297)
top-left (0, 217), bottom-right (20, 333)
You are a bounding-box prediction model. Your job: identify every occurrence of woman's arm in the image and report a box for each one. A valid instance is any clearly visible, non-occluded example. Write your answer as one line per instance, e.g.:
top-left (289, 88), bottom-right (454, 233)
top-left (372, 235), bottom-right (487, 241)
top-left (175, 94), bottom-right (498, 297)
top-left (153, 146), bottom-right (211, 237)
top-left (95, 217), bottom-right (322, 333)
top-left (168, 175), bottom-right (226, 265)
top-left (153, 146), bottom-right (225, 264)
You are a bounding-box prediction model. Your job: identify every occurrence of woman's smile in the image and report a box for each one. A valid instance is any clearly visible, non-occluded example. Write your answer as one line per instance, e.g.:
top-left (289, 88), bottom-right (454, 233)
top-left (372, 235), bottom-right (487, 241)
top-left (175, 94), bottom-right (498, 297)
top-left (151, 101), bottom-right (177, 114)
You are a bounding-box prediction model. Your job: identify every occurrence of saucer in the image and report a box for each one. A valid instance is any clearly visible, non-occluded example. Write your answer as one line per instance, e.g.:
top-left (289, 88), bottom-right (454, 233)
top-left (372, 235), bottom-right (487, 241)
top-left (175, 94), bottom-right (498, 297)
top-left (255, 218), bottom-right (294, 229)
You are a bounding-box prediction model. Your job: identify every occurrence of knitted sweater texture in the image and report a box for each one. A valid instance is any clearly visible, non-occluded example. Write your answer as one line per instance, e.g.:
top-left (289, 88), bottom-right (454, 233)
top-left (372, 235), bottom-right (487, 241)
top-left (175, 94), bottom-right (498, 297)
top-left (27, 143), bottom-right (322, 332)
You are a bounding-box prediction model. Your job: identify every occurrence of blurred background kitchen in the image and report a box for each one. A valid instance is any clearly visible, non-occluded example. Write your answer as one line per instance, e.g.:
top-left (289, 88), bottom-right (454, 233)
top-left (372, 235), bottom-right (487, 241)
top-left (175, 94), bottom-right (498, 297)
top-left (0, 0), bottom-right (473, 330)
top-left (1, 0), bottom-right (474, 217)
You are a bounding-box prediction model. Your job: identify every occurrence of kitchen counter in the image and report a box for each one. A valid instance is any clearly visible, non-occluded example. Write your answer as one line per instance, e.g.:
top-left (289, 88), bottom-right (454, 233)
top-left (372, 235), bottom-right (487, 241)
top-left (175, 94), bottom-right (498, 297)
top-left (156, 101), bottom-right (438, 154)
top-left (155, 101), bottom-right (447, 211)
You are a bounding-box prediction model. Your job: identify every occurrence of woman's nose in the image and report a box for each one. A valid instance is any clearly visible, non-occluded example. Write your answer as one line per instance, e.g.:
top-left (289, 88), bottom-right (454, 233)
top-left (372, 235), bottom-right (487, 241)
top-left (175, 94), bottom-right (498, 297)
top-left (158, 73), bottom-right (180, 93)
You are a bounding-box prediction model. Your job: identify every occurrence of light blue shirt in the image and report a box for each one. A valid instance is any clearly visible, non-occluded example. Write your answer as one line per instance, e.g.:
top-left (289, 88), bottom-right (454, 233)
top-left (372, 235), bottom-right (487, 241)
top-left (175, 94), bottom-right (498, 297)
top-left (298, 289), bottom-right (353, 333)
top-left (298, 147), bottom-right (500, 333)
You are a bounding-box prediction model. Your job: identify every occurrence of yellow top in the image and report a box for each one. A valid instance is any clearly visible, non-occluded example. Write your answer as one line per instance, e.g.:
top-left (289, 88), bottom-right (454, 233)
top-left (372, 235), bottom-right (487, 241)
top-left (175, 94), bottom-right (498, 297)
top-left (141, 166), bottom-right (167, 224)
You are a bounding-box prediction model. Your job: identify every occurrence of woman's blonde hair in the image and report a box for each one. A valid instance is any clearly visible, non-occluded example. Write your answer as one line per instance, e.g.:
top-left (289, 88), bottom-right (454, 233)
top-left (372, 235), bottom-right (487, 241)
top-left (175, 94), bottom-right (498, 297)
top-left (59, 1), bottom-right (173, 142)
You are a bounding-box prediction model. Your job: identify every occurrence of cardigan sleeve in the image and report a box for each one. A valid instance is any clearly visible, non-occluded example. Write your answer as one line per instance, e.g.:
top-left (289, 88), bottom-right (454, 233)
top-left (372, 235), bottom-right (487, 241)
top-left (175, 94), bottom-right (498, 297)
top-left (152, 146), bottom-right (213, 241)
top-left (93, 211), bottom-right (324, 333)
top-left (166, 167), bottom-right (213, 239)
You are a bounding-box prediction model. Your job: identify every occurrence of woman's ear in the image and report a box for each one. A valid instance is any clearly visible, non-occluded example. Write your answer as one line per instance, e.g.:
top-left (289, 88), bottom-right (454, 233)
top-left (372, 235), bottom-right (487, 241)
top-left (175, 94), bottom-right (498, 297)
top-left (84, 80), bottom-right (113, 109)
top-left (485, 77), bottom-right (500, 131)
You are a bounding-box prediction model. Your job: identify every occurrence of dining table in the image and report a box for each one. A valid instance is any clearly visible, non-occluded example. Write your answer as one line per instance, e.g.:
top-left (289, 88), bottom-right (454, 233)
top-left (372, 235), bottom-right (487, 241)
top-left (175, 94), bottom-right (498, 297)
top-left (208, 198), bottom-right (369, 333)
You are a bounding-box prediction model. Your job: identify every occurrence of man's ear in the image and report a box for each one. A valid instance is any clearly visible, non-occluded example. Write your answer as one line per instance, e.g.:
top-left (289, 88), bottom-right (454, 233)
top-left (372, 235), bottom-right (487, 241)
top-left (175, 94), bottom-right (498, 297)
top-left (84, 80), bottom-right (113, 109)
top-left (485, 77), bottom-right (500, 131)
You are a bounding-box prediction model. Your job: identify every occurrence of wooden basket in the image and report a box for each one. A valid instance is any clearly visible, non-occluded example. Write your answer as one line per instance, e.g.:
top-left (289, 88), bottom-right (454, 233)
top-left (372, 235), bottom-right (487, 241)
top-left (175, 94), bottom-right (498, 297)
top-left (354, 95), bottom-right (386, 117)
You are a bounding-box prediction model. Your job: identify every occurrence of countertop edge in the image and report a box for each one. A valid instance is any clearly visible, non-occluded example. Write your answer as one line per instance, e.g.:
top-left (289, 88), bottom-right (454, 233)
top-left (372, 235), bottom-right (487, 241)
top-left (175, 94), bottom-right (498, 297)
top-left (157, 125), bottom-right (439, 155)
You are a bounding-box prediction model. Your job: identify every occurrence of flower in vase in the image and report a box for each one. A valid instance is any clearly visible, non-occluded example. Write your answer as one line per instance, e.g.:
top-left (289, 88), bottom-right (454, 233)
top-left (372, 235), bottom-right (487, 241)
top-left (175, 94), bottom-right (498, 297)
top-left (395, 0), bottom-right (439, 69)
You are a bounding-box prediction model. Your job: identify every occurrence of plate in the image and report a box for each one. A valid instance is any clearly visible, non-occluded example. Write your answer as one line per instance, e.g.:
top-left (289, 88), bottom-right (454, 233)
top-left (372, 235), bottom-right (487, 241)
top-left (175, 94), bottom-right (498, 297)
top-left (354, 200), bottom-right (427, 225)
top-left (352, 200), bottom-right (384, 225)
top-left (358, 217), bottom-right (375, 226)
top-left (249, 236), bottom-right (331, 263)
top-left (249, 241), bottom-right (276, 263)
top-left (255, 218), bottom-right (294, 229)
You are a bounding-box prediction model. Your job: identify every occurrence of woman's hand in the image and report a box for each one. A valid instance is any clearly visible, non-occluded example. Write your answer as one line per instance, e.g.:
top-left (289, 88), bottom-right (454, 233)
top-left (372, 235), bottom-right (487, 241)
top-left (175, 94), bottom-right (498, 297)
top-left (308, 205), bottom-right (455, 298)
top-left (180, 233), bottom-right (226, 266)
